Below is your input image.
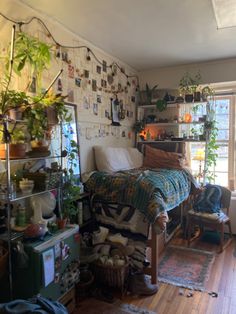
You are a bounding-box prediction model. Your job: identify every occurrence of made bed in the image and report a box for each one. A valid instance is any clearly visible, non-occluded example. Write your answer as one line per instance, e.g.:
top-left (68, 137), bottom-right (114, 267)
top-left (83, 143), bottom-right (198, 284)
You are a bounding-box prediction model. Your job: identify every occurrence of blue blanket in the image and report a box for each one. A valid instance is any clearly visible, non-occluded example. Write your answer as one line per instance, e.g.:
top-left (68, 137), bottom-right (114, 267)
top-left (193, 184), bottom-right (222, 213)
top-left (0, 296), bottom-right (68, 314)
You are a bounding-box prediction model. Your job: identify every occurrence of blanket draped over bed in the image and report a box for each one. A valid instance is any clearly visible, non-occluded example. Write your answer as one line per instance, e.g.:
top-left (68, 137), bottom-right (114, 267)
top-left (85, 168), bottom-right (193, 224)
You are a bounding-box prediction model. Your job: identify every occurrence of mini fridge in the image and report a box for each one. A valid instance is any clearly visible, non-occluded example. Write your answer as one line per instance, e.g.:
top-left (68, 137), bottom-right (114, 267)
top-left (13, 225), bottom-right (80, 300)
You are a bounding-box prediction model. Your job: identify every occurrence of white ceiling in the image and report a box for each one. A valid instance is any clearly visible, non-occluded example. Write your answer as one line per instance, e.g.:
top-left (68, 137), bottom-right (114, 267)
top-left (19, 0), bottom-right (236, 71)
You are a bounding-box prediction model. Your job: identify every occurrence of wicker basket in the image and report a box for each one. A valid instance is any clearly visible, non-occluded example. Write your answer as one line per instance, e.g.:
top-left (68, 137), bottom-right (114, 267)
top-left (92, 242), bottom-right (129, 295)
top-left (24, 171), bottom-right (62, 190)
top-left (0, 246), bottom-right (8, 279)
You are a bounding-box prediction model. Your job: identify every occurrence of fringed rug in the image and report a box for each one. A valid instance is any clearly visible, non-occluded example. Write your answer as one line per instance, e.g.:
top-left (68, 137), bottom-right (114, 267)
top-left (78, 298), bottom-right (156, 314)
top-left (158, 245), bottom-right (215, 291)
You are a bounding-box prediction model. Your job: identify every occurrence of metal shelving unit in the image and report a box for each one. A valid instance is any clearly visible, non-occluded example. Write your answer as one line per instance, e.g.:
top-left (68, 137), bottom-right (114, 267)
top-left (0, 117), bottom-right (64, 300)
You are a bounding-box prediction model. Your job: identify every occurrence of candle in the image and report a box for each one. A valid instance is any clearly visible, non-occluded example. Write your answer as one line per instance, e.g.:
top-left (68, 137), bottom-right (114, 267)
top-left (10, 25), bottom-right (16, 62)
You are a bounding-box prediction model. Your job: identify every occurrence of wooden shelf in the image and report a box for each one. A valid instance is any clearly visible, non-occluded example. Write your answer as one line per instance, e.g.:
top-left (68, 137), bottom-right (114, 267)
top-left (145, 121), bottom-right (204, 127)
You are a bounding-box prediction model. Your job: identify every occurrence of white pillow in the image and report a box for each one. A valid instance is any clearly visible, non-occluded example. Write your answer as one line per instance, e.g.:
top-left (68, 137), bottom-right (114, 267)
top-left (94, 146), bottom-right (131, 172)
top-left (127, 148), bottom-right (143, 168)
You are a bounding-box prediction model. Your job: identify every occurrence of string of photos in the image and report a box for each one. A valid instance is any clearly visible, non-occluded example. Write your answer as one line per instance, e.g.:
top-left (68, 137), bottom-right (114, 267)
top-left (0, 12), bottom-right (140, 93)
top-left (0, 11), bottom-right (138, 125)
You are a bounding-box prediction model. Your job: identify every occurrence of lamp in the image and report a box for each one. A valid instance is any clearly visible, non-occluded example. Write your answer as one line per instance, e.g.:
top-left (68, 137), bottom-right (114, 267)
top-left (192, 149), bottom-right (205, 183)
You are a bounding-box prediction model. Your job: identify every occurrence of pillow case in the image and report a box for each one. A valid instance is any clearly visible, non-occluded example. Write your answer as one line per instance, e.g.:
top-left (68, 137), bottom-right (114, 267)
top-left (143, 145), bottom-right (186, 170)
top-left (127, 147), bottom-right (143, 168)
top-left (94, 146), bottom-right (144, 172)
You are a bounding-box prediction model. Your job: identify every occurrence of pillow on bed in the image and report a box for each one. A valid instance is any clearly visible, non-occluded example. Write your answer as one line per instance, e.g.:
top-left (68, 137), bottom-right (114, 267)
top-left (143, 145), bottom-right (186, 169)
top-left (94, 146), bottom-right (144, 172)
top-left (94, 146), bottom-right (131, 172)
top-left (127, 147), bottom-right (143, 168)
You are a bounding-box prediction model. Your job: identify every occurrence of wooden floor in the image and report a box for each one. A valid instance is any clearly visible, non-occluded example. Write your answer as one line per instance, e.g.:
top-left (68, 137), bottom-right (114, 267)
top-left (76, 233), bottom-right (236, 314)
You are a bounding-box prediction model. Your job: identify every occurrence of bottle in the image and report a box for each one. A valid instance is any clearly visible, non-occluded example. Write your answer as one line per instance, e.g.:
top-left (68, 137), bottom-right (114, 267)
top-left (146, 129), bottom-right (151, 141)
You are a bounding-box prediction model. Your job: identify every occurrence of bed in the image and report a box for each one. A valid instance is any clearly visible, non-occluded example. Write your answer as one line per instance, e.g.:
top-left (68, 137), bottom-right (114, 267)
top-left (83, 143), bottom-right (198, 283)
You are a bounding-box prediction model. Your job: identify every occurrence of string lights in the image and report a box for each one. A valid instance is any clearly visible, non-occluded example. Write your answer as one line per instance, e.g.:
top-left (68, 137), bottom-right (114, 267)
top-left (0, 12), bottom-right (139, 89)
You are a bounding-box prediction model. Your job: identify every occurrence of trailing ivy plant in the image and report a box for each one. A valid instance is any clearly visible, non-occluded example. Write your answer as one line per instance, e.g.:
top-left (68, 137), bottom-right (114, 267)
top-left (203, 101), bottom-right (219, 183)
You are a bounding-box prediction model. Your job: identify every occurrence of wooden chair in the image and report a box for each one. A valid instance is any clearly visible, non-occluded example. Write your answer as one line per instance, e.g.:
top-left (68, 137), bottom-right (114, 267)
top-left (187, 186), bottom-right (233, 253)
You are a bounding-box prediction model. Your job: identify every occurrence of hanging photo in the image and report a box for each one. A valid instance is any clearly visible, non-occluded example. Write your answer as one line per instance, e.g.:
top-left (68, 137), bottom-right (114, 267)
top-left (61, 49), bottom-right (68, 63)
top-left (57, 78), bottom-right (63, 92)
top-left (96, 65), bottom-right (102, 74)
top-left (75, 77), bottom-right (81, 87)
top-left (29, 76), bottom-right (36, 93)
top-left (92, 80), bottom-right (97, 92)
top-left (67, 89), bottom-right (74, 103)
top-left (93, 103), bottom-right (98, 115)
top-left (68, 64), bottom-right (74, 78)
top-left (97, 95), bottom-right (102, 103)
top-left (102, 60), bottom-right (107, 72)
top-left (111, 98), bottom-right (121, 126)
top-left (84, 70), bottom-right (89, 78)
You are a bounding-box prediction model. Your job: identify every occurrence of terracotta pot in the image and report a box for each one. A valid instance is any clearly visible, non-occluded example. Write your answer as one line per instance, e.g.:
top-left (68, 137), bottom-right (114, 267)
top-left (57, 218), bottom-right (67, 229)
top-left (8, 108), bottom-right (23, 120)
top-left (0, 143), bottom-right (26, 159)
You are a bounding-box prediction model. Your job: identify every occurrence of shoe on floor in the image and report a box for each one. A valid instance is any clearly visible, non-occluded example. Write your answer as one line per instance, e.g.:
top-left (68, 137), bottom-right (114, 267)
top-left (128, 272), bottom-right (158, 296)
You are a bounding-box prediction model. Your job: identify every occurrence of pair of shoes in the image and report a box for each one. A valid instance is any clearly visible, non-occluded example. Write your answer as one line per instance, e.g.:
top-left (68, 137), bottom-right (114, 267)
top-left (128, 272), bottom-right (158, 296)
top-left (92, 226), bottom-right (109, 244)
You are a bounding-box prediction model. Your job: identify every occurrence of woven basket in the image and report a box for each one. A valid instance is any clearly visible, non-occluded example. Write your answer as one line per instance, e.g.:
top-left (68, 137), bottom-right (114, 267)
top-left (24, 171), bottom-right (62, 190)
top-left (0, 246), bottom-right (8, 279)
top-left (93, 242), bottom-right (129, 293)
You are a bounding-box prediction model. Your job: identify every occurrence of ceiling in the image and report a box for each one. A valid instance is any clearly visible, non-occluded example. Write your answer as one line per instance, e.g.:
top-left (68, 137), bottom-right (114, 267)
top-left (19, 0), bottom-right (236, 71)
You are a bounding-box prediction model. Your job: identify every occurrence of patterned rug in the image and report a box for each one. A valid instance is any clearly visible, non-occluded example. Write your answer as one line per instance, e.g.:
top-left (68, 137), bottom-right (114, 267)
top-left (158, 245), bottom-right (215, 291)
top-left (78, 298), bottom-right (156, 314)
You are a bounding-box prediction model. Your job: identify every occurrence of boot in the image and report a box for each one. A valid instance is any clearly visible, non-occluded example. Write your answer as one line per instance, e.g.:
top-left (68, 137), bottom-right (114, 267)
top-left (128, 272), bottom-right (158, 296)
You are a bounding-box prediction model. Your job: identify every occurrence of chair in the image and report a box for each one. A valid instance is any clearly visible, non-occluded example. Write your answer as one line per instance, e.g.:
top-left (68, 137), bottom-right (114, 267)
top-left (187, 186), bottom-right (233, 253)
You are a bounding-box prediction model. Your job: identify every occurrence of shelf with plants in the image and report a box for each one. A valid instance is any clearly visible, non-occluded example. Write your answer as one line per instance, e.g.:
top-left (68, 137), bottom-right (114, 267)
top-left (0, 29), bottom-right (82, 299)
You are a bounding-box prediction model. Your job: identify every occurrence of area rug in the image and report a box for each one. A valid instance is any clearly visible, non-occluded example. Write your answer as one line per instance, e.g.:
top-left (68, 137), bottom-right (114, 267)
top-left (158, 245), bottom-right (215, 291)
top-left (78, 298), bottom-right (156, 314)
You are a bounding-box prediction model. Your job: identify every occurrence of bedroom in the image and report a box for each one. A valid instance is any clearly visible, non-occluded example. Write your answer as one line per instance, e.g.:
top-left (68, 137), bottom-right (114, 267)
top-left (0, 0), bottom-right (235, 313)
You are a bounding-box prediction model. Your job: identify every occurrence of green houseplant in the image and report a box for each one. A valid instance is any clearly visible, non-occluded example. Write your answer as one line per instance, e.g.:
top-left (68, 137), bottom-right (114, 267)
top-left (179, 72), bottom-right (201, 102)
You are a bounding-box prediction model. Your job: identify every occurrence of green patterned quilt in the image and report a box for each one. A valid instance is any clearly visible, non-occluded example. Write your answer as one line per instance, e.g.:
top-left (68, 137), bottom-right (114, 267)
top-left (85, 168), bottom-right (194, 223)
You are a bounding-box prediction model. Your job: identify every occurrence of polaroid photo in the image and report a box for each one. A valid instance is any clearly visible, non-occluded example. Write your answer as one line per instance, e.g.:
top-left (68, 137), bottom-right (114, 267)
top-left (96, 65), bottom-right (102, 74)
top-left (75, 77), bottom-right (81, 87)
top-left (84, 70), bottom-right (89, 78)
top-left (97, 94), bottom-right (102, 103)
top-left (68, 64), bottom-right (75, 79)
top-left (92, 79), bottom-right (97, 92)
top-left (102, 60), bottom-right (107, 72)
top-left (57, 78), bottom-right (63, 92)
top-left (67, 89), bottom-right (74, 103)
top-left (93, 103), bottom-right (98, 115)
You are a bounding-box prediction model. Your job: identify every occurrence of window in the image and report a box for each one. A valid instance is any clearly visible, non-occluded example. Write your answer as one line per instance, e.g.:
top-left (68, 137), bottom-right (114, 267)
top-left (190, 95), bottom-right (235, 188)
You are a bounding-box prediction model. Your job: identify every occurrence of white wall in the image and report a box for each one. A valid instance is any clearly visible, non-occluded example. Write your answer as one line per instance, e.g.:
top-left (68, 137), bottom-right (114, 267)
top-left (139, 58), bottom-right (236, 89)
top-left (0, 0), bottom-right (138, 174)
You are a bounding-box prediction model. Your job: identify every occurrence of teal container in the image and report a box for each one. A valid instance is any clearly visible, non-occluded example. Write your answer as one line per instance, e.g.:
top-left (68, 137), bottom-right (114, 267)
top-left (13, 225), bottom-right (80, 300)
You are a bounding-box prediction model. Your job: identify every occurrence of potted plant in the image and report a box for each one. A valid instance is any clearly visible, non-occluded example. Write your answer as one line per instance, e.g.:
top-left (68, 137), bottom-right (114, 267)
top-left (140, 83), bottom-right (158, 105)
top-left (179, 72), bottom-right (201, 102)
top-left (0, 125), bottom-right (28, 158)
top-left (7, 31), bottom-right (51, 92)
top-left (201, 86), bottom-right (214, 101)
